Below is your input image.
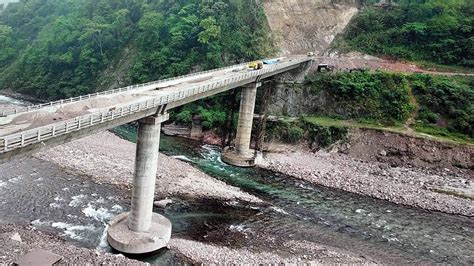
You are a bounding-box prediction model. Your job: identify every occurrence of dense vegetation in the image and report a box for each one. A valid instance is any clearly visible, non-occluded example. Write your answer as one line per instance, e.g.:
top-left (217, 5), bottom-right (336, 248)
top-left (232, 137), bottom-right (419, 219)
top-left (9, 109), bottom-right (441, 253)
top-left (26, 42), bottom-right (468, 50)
top-left (305, 71), bottom-right (414, 125)
top-left (265, 72), bottom-right (472, 146)
top-left (336, 0), bottom-right (473, 67)
top-left (0, 0), bottom-right (273, 99)
top-left (306, 72), bottom-right (474, 138)
top-left (265, 118), bottom-right (348, 148)
top-left (409, 74), bottom-right (473, 138)
top-left (302, 71), bottom-right (473, 140)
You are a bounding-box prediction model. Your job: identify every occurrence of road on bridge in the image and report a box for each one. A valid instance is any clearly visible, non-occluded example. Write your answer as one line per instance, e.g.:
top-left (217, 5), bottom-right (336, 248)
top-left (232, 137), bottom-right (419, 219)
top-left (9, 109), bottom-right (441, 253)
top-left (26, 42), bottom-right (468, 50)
top-left (0, 55), bottom-right (311, 162)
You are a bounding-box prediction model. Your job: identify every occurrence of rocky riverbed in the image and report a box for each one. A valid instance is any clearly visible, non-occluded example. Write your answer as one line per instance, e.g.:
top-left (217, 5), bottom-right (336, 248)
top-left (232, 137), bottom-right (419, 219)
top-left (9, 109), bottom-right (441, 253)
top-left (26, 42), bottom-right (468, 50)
top-left (0, 223), bottom-right (146, 264)
top-left (34, 131), bottom-right (260, 203)
top-left (169, 238), bottom-right (370, 264)
top-left (0, 222), bottom-right (370, 265)
top-left (1, 130), bottom-right (371, 264)
top-left (260, 144), bottom-right (473, 216)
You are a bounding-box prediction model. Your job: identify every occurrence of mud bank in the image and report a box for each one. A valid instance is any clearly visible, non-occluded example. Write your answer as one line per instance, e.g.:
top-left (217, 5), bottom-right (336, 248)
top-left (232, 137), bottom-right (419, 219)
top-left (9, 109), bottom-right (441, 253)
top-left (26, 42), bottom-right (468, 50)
top-left (0, 223), bottom-right (145, 265)
top-left (260, 143), bottom-right (473, 216)
top-left (342, 129), bottom-right (474, 171)
top-left (34, 131), bottom-right (260, 203)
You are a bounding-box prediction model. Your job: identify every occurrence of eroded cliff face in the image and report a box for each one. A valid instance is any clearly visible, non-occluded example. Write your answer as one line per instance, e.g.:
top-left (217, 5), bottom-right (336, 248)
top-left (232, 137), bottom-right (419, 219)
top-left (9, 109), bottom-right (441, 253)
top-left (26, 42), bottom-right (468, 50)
top-left (263, 0), bottom-right (359, 55)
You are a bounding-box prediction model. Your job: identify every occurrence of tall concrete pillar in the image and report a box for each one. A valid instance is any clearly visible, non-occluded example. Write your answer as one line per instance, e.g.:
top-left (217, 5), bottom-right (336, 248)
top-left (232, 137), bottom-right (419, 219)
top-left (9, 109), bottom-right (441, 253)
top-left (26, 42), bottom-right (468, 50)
top-left (107, 113), bottom-right (172, 254)
top-left (235, 83), bottom-right (258, 156)
top-left (222, 82), bottom-right (261, 167)
top-left (128, 116), bottom-right (161, 232)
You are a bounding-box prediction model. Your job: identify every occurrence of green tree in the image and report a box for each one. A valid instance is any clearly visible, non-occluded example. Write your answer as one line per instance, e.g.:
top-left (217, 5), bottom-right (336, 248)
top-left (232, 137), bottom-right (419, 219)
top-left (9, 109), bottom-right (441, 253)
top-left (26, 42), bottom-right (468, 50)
top-left (0, 24), bottom-right (14, 65)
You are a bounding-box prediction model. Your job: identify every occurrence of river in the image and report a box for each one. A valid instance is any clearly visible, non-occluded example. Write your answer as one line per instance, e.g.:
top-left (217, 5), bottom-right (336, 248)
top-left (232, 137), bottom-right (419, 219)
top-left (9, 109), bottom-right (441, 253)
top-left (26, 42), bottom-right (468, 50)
top-left (0, 96), bottom-right (473, 264)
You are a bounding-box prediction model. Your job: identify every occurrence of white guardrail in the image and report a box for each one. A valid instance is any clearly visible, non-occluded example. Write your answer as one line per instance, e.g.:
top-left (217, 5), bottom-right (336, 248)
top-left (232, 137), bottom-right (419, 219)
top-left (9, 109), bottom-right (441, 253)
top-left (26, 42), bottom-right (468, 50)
top-left (0, 58), bottom-right (309, 152)
top-left (0, 58), bottom-right (281, 117)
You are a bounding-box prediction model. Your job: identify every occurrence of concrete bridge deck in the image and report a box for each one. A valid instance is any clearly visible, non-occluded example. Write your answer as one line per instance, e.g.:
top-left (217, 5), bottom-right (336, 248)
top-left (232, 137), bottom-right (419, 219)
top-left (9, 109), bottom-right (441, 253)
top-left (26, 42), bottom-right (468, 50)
top-left (0, 56), bottom-right (311, 163)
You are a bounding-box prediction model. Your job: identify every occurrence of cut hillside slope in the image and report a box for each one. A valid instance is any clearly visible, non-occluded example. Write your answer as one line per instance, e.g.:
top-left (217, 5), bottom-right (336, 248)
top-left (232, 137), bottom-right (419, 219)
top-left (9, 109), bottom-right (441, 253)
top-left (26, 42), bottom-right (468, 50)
top-left (263, 0), bottom-right (359, 55)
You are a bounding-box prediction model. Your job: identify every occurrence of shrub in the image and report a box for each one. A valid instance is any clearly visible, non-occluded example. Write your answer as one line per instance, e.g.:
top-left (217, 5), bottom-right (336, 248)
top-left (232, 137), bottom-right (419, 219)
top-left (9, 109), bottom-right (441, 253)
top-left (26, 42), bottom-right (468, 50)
top-left (305, 71), bottom-right (414, 125)
top-left (337, 0), bottom-right (474, 67)
top-left (410, 75), bottom-right (474, 137)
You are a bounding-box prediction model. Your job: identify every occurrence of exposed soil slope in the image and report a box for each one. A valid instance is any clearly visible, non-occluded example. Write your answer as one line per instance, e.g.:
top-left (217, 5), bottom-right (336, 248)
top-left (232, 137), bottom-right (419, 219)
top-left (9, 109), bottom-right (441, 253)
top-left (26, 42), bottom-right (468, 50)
top-left (263, 0), bottom-right (359, 55)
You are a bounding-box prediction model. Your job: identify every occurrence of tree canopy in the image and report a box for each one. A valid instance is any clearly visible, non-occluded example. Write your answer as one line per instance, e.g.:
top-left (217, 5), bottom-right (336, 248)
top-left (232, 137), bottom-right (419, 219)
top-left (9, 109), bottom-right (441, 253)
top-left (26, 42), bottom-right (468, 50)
top-left (0, 0), bottom-right (274, 100)
top-left (338, 0), bottom-right (473, 67)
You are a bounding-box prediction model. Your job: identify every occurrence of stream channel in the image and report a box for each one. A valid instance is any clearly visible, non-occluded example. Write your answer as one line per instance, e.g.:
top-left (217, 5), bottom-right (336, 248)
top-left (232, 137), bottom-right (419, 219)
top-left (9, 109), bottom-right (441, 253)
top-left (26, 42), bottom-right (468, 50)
top-left (0, 96), bottom-right (473, 264)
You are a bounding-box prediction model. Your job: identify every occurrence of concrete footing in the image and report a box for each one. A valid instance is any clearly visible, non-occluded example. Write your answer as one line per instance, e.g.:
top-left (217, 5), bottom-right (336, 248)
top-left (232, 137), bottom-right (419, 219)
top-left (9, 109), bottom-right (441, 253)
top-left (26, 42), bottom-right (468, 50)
top-left (221, 147), bottom-right (256, 167)
top-left (107, 212), bottom-right (172, 254)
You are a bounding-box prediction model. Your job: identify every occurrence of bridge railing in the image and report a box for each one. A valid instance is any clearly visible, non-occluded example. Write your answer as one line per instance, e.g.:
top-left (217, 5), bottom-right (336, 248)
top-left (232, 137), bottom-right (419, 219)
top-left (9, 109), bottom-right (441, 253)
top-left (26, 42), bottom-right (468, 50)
top-left (0, 59), bottom-right (277, 117)
top-left (0, 58), bottom-right (309, 152)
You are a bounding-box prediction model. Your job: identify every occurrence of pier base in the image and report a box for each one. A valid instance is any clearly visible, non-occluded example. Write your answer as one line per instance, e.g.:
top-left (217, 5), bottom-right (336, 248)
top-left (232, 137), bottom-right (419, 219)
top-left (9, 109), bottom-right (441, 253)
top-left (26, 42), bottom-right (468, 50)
top-left (107, 212), bottom-right (171, 254)
top-left (221, 147), bottom-right (256, 167)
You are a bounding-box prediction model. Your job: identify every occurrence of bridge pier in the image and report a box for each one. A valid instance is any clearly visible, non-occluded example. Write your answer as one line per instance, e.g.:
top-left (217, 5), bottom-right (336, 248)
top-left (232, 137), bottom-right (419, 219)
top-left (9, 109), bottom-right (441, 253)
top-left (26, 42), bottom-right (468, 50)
top-left (107, 113), bottom-right (172, 254)
top-left (221, 82), bottom-right (261, 167)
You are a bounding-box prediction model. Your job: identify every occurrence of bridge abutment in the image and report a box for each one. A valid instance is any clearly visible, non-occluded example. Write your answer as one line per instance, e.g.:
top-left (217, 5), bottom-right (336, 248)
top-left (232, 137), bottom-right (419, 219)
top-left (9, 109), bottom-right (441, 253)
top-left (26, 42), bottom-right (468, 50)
top-left (221, 82), bottom-right (261, 167)
top-left (107, 113), bottom-right (172, 254)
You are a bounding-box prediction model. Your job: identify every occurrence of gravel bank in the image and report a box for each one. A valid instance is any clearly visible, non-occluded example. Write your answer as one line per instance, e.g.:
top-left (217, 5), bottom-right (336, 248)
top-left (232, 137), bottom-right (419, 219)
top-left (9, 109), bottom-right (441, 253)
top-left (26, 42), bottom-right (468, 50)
top-left (34, 131), bottom-right (260, 203)
top-left (0, 223), bottom-right (146, 265)
top-left (169, 238), bottom-right (371, 264)
top-left (260, 148), bottom-right (473, 216)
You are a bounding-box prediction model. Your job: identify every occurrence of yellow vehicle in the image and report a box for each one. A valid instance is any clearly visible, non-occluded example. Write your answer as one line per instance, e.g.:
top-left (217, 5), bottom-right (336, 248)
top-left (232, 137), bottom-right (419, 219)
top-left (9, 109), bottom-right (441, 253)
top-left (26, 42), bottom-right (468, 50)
top-left (248, 61), bottom-right (263, 70)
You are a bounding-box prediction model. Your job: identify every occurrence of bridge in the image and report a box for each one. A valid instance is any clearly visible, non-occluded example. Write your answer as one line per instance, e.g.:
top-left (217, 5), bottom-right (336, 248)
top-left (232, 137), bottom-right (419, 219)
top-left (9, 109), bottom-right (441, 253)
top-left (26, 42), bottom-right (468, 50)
top-left (0, 55), bottom-right (312, 254)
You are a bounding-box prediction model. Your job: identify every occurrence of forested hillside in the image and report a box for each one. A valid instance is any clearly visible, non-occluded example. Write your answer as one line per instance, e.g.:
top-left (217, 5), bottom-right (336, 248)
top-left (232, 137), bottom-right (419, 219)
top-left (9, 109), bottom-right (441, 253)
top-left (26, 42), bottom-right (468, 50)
top-left (0, 0), bottom-right (273, 100)
top-left (336, 0), bottom-right (473, 68)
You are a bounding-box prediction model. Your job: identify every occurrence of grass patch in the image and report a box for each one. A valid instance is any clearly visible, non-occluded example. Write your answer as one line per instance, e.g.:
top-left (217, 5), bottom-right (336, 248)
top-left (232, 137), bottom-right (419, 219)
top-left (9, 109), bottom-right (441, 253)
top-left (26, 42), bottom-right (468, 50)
top-left (302, 116), bottom-right (405, 133)
top-left (265, 118), bottom-right (348, 148)
top-left (304, 116), bottom-right (474, 145)
top-left (413, 123), bottom-right (473, 144)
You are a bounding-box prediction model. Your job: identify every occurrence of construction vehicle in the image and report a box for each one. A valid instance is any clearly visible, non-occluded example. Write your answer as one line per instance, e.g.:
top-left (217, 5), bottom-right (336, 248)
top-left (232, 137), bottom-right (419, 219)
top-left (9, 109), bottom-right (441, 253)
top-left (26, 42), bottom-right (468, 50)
top-left (248, 61), bottom-right (263, 70)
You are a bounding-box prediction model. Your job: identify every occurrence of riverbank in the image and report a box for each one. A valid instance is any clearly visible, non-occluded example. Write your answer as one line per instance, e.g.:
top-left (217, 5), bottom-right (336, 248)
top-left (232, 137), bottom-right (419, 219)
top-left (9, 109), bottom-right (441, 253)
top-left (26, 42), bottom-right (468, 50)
top-left (0, 223), bottom-right (145, 264)
top-left (259, 141), bottom-right (473, 216)
top-left (169, 238), bottom-right (371, 264)
top-left (0, 222), bottom-right (373, 265)
top-left (160, 121), bottom-right (474, 216)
